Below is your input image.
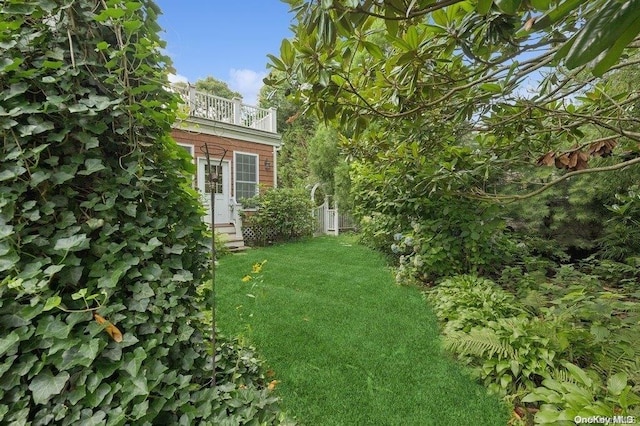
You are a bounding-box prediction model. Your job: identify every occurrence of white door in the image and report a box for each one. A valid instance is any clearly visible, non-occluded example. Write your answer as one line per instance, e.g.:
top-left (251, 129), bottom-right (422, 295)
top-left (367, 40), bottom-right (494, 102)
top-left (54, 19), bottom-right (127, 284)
top-left (197, 158), bottom-right (230, 224)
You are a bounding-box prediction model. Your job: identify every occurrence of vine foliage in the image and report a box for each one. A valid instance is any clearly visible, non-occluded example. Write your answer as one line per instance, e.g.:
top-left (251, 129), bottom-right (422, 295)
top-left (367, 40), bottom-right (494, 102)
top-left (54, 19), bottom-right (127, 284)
top-left (0, 0), bottom-right (282, 423)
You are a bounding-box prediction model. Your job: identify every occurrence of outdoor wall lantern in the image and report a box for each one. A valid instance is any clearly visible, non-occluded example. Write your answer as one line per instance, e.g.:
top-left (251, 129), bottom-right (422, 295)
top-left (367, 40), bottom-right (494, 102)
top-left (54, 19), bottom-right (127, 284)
top-left (264, 158), bottom-right (272, 171)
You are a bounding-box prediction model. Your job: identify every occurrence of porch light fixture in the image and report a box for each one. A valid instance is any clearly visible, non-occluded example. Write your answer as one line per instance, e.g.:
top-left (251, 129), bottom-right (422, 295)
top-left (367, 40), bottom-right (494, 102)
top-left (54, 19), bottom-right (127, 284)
top-left (264, 158), bottom-right (272, 171)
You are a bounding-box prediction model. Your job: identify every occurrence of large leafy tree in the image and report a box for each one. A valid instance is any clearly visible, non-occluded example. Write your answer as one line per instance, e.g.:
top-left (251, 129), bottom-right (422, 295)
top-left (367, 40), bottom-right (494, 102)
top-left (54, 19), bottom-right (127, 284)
top-left (173, 76), bottom-right (242, 99)
top-left (268, 0), bottom-right (640, 201)
top-left (260, 71), bottom-right (317, 188)
top-left (195, 76), bottom-right (242, 99)
top-left (266, 0), bottom-right (640, 280)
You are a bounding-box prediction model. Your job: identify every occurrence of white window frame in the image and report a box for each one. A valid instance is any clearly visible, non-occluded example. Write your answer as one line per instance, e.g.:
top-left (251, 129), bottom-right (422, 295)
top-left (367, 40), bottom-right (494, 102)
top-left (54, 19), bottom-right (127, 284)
top-left (234, 151), bottom-right (259, 202)
top-left (177, 143), bottom-right (195, 159)
top-left (177, 143), bottom-right (196, 188)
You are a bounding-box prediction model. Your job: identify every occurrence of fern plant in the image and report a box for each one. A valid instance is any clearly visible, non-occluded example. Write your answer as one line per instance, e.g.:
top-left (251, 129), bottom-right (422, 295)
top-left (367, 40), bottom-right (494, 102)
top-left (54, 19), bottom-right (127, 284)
top-left (444, 316), bottom-right (560, 397)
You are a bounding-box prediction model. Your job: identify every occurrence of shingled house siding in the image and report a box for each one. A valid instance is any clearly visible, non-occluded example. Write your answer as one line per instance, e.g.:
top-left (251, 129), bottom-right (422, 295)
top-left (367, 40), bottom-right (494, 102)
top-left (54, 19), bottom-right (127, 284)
top-left (171, 129), bottom-right (275, 197)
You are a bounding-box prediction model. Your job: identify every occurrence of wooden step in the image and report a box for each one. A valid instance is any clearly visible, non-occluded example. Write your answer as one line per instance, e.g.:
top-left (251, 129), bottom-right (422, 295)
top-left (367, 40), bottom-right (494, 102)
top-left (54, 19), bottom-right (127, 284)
top-left (215, 223), bottom-right (247, 252)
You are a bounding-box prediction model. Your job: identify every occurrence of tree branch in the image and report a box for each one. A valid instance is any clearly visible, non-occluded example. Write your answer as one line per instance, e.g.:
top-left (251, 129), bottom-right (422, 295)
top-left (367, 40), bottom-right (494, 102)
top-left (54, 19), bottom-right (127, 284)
top-left (468, 156), bottom-right (640, 202)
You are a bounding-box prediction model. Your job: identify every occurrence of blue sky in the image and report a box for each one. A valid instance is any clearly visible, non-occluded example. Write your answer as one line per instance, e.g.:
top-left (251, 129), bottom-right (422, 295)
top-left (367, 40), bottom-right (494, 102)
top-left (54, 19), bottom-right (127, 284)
top-left (154, 1), bottom-right (294, 104)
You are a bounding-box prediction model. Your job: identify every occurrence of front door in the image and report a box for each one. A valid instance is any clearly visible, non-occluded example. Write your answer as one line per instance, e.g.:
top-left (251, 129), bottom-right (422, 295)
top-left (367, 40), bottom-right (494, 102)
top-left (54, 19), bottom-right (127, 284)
top-left (197, 158), bottom-right (230, 224)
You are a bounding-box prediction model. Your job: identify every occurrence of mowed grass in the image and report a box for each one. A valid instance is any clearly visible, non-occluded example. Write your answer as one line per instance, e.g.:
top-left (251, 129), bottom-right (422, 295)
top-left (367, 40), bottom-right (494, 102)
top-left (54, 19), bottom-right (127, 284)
top-left (216, 236), bottom-right (509, 425)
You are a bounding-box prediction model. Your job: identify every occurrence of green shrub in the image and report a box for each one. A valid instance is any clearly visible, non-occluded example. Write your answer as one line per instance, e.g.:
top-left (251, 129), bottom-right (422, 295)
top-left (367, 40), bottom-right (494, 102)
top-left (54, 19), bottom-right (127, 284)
top-left (356, 213), bottom-right (401, 261)
top-left (522, 362), bottom-right (640, 425)
top-left (214, 230), bottom-right (231, 259)
top-left (597, 185), bottom-right (640, 265)
top-left (428, 274), bottom-right (640, 413)
top-left (427, 276), bottom-right (556, 396)
top-left (426, 275), bottom-right (521, 334)
top-left (444, 315), bottom-right (566, 397)
top-left (242, 188), bottom-right (314, 245)
top-left (0, 1), bottom-right (284, 423)
top-left (389, 200), bottom-right (514, 284)
top-left (0, 274), bottom-right (286, 424)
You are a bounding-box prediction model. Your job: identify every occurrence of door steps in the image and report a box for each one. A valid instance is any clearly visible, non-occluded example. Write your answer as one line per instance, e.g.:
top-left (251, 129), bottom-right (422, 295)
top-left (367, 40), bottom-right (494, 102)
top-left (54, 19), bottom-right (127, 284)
top-left (214, 223), bottom-right (247, 252)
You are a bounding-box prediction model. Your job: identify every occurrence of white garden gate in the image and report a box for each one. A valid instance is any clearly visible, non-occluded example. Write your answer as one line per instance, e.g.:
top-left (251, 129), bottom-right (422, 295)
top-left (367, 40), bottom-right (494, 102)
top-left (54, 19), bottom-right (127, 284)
top-left (311, 183), bottom-right (356, 236)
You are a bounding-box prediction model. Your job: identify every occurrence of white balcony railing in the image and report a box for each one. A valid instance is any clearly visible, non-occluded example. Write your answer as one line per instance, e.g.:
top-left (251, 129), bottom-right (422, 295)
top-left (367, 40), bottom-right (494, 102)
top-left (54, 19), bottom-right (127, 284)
top-left (172, 84), bottom-right (277, 133)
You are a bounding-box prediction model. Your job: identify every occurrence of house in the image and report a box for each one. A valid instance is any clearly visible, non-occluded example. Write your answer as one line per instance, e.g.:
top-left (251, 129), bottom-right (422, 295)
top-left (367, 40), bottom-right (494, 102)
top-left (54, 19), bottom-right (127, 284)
top-left (170, 84), bottom-right (281, 250)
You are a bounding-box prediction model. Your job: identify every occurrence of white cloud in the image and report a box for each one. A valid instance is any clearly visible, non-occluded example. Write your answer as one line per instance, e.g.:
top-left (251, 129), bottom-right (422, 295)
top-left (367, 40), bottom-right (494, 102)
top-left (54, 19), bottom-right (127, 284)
top-left (228, 68), bottom-right (268, 106)
top-left (168, 73), bottom-right (188, 84)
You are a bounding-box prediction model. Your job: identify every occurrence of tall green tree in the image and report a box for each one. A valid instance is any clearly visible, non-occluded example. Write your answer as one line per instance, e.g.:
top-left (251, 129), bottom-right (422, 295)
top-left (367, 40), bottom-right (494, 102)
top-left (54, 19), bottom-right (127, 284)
top-left (195, 76), bottom-right (242, 99)
top-left (308, 125), bottom-right (353, 210)
top-left (268, 0), bottom-right (640, 201)
top-left (266, 0), bottom-right (640, 279)
top-left (173, 76), bottom-right (241, 99)
top-left (260, 71), bottom-right (317, 188)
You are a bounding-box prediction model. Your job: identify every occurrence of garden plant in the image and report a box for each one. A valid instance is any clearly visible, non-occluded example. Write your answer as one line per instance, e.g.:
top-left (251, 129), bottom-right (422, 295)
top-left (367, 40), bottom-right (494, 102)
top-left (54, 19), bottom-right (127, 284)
top-left (0, 0), bottom-right (284, 423)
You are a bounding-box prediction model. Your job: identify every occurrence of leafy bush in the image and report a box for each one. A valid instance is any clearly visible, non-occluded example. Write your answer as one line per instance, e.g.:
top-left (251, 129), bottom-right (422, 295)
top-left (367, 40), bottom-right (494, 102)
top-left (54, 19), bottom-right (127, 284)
top-left (242, 188), bottom-right (314, 245)
top-left (427, 274), bottom-right (640, 422)
top-left (0, 274), bottom-right (287, 424)
top-left (381, 200), bottom-right (513, 284)
top-left (0, 1), bottom-right (285, 423)
top-left (426, 275), bottom-right (521, 334)
top-left (214, 230), bottom-right (231, 259)
top-left (356, 213), bottom-right (401, 260)
top-left (522, 362), bottom-right (640, 425)
top-left (597, 185), bottom-right (640, 264)
top-left (428, 276), bottom-right (558, 396)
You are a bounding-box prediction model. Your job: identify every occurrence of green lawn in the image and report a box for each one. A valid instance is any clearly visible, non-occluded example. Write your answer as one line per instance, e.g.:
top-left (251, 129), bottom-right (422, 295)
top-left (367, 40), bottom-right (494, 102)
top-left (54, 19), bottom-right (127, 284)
top-left (217, 236), bottom-right (509, 425)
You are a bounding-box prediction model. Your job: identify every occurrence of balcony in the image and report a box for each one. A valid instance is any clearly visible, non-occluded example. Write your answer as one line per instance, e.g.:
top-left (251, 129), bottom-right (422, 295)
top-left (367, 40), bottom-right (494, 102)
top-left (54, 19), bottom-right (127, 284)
top-left (172, 84), bottom-right (277, 134)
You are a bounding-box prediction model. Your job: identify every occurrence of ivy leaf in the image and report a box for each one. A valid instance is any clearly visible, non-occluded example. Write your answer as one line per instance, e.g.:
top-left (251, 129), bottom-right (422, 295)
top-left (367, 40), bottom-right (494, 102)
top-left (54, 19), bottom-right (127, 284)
top-left (141, 237), bottom-right (163, 252)
top-left (29, 370), bottom-right (70, 404)
top-left (19, 121), bottom-right (55, 137)
top-left (0, 331), bottom-right (20, 356)
top-left (129, 376), bottom-right (149, 397)
top-left (53, 234), bottom-right (88, 252)
top-left (74, 132), bottom-right (100, 149)
top-left (0, 224), bottom-right (13, 239)
top-left (43, 295), bottom-right (62, 311)
top-left (5, 82), bottom-right (28, 100)
top-left (130, 400), bottom-right (149, 420)
top-left (123, 347), bottom-right (147, 377)
top-left (78, 158), bottom-right (106, 175)
top-left (2, 2), bottom-right (37, 14)
top-left (0, 165), bottom-right (26, 181)
top-left (68, 103), bottom-right (89, 113)
top-left (0, 251), bottom-right (19, 272)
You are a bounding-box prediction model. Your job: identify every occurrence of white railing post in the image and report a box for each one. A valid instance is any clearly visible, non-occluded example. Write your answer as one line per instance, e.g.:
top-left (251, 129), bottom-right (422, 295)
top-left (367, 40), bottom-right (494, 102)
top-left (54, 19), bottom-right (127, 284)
top-left (188, 85), bottom-right (196, 114)
top-left (269, 107), bottom-right (277, 133)
top-left (323, 197), bottom-right (330, 234)
top-left (333, 200), bottom-right (339, 236)
top-left (232, 97), bottom-right (242, 126)
top-left (170, 83), bottom-right (277, 134)
top-left (230, 198), bottom-right (243, 238)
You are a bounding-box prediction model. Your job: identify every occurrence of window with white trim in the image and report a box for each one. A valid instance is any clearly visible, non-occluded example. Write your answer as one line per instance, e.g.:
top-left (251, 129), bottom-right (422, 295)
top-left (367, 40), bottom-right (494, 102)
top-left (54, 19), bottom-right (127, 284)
top-left (177, 143), bottom-right (194, 157)
top-left (235, 152), bottom-right (258, 201)
top-left (177, 144), bottom-right (195, 188)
